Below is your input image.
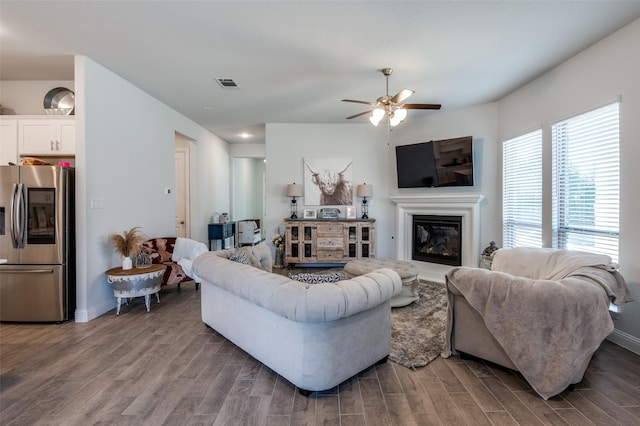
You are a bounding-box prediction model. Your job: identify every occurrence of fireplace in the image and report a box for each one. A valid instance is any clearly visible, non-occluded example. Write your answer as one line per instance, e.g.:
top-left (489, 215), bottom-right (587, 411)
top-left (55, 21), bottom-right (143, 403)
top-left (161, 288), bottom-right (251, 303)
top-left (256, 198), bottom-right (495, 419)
top-left (390, 194), bottom-right (484, 283)
top-left (412, 215), bottom-right (462, 266)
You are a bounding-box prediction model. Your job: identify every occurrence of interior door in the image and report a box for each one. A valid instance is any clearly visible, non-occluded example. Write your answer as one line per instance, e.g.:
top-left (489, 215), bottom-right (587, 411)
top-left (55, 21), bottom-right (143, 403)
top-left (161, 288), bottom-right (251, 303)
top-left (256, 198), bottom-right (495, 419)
top-left (174, 140), bottom-right (189, 238)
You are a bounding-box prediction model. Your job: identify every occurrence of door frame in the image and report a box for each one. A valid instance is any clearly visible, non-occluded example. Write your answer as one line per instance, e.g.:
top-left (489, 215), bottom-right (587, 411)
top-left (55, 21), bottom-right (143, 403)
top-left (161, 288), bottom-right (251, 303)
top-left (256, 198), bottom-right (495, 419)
top-left (174, 133), bottom-right (192, 238)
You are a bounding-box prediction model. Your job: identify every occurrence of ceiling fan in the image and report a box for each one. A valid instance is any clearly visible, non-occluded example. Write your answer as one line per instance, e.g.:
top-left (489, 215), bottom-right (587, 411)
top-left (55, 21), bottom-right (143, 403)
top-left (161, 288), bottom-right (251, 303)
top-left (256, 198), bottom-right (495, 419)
top-left (342, 67), bottom-right (441, 126)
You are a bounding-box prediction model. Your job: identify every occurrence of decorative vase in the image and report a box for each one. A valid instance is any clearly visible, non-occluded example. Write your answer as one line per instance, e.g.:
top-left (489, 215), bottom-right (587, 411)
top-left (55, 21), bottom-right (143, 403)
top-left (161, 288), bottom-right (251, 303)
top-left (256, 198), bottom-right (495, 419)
top-left (135, 253), bottom-right (152, 268)
top-left (122, 256), bottom-right (133, 270)
top-left (274, 246), bottom-right (284, 268)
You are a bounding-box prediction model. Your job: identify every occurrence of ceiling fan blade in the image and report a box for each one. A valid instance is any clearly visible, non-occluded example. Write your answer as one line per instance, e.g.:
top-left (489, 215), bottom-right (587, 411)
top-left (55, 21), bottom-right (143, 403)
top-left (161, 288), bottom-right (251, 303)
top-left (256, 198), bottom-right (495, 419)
top-left (402, 103), bottom-right (442, 110)
top-left (346, 110), bottom-right (373, 119)
top-left (390, 89), bottom-right (414, 104)
top-left (342, 99), bottom-right (377, 106)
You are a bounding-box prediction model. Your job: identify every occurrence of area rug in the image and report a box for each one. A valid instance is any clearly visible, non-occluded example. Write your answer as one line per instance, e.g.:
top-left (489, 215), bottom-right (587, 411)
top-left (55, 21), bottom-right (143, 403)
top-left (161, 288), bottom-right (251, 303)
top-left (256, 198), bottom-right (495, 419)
top-left (390, 280), bottom-right (448, 369)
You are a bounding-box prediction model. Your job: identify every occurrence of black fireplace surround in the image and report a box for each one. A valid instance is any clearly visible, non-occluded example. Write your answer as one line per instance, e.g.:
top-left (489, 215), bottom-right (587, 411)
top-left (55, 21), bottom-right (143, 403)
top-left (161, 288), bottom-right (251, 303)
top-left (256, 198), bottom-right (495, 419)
top-left (412, 215), bottom-right (462, 266)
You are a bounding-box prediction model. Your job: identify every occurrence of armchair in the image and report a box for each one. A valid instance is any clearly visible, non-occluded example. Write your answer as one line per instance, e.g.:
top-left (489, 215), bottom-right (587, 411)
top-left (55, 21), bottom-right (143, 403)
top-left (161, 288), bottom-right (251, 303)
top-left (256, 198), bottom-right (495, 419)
top-left (140, 237), bottom-right (208, 290)
top-left (444, 247), bottom-right (632, 400)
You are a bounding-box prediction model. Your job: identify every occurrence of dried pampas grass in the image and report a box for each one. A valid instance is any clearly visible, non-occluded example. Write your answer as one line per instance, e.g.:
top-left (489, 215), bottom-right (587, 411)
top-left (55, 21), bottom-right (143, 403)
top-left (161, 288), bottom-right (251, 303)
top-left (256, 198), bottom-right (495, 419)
top-left (109, 227), bottom-right (147, 258)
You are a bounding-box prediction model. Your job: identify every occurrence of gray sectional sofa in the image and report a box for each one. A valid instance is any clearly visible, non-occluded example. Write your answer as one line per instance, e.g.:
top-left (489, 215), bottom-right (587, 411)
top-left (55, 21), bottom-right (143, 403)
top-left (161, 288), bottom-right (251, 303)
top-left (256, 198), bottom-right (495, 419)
top-left (192, 243), bottom-right (402, 395)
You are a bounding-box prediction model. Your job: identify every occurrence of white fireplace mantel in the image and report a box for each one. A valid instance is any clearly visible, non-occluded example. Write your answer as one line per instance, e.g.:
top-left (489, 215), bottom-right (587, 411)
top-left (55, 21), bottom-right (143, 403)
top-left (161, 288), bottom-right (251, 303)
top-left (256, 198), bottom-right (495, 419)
top-left (390, 193), bottom-right (485, 283)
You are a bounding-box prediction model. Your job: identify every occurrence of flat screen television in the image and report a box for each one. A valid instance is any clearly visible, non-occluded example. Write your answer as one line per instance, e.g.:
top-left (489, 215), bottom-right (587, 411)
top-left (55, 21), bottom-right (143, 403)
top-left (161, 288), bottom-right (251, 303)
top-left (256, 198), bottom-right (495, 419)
top-left (395, 136), bottom-right (474, 188)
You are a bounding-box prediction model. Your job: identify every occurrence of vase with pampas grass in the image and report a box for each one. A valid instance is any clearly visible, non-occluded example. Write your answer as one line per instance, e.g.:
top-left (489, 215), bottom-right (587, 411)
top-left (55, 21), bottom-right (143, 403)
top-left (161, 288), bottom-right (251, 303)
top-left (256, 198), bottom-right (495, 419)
top-left (110, 227), bottom-right (147, 270)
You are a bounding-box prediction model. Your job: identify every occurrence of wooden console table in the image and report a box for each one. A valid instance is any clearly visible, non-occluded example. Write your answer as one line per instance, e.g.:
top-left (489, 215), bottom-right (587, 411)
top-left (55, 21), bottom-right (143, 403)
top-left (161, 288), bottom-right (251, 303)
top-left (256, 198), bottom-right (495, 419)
top-left (284, 218), bottom-right (375, 266)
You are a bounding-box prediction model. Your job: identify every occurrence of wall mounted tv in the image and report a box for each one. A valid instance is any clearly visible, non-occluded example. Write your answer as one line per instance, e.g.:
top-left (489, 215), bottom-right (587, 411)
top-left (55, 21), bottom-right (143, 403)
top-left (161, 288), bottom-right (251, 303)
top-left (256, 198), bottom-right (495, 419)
top-left (395, 136), bottom-right (474, 188)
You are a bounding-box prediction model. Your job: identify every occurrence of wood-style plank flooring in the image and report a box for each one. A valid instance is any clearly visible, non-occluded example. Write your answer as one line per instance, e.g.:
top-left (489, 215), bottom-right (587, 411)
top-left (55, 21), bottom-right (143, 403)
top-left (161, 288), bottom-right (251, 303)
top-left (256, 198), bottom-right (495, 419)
top-left (1, 282), bottom-right (639, 425)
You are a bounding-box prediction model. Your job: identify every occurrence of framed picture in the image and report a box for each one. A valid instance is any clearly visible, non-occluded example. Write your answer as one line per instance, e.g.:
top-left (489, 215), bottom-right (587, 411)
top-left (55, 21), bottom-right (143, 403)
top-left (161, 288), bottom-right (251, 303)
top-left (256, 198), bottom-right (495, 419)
top-left (303, 209), bottom-right (317, 219)
top-left (346, 206), bottom-right (356, 219)
top-left (303, 157), bottom-right (353, 206)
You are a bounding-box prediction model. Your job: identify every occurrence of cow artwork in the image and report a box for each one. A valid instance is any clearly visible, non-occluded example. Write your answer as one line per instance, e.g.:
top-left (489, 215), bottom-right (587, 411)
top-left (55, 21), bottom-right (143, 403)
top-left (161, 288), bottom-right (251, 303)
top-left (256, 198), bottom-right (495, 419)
top-left (303, 157), bottom-right (353, 206)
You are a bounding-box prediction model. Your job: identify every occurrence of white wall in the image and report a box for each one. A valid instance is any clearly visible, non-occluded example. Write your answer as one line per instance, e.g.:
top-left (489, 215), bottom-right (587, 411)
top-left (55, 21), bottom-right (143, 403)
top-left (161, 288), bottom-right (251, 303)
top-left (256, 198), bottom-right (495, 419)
top-left (232, 157), bottom-right (265, 222)
top-left (265, 123), bottom-right (395, 255)
top-left (264, 119), bottom-right (500, 261)
top-left (75, 56), bottom-right (230, 321)
top-left (392, 103), bottom-right (502, 251)
top-left (497, 19), bottom-right (640, 352)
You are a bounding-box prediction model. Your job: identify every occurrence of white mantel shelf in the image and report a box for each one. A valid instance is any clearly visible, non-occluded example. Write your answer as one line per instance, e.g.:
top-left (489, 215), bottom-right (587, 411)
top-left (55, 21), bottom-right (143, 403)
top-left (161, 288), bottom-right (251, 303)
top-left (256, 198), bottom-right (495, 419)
top-left (390, 193), bottom-right (485, 283)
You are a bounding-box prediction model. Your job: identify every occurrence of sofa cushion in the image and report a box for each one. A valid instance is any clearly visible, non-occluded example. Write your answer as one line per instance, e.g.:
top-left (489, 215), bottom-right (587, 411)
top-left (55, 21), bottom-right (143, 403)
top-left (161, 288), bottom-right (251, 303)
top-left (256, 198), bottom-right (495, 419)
top-left (288, 272), bottom-right (341, 284)
top-left (229, 248), bottom-right (252, 265)
top-left (215, 243), bottom-right (271, 271)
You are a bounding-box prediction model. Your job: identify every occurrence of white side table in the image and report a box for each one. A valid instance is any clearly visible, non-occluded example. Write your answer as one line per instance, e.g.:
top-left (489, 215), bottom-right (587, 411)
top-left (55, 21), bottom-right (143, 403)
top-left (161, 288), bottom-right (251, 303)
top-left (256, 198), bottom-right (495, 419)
top-left (105, 264), bottom-right (166, 315)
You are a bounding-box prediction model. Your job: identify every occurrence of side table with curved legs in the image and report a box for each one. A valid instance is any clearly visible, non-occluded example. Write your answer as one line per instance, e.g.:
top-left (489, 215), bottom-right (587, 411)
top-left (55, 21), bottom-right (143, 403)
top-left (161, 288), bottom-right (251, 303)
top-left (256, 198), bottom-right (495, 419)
top-left (105, 264), bottom-right (167, 315)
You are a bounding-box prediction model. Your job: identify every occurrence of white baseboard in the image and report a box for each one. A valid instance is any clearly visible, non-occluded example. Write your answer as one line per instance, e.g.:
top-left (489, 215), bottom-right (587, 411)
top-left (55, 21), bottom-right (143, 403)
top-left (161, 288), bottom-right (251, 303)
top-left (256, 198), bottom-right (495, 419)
top-left (74, 299), bottom-right (116, 323)
top-left (607, 328), bottom-right (640, 355)
top-left (74, 309), bottom-right (89, 323)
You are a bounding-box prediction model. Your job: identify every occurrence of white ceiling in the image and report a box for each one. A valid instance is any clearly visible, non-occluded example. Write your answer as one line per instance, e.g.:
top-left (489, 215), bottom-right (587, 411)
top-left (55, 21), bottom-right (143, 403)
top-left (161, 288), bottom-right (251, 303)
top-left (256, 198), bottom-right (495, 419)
top-left (2, 1), bottom-right (640, 144)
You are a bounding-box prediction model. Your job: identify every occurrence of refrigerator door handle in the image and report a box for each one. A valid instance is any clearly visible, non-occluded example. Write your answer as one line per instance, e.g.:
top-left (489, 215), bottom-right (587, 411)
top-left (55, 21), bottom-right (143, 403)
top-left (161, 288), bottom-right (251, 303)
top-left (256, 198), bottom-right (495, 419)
top-left (0, 268), bottom-right (54, 274)
top-left (15, 183), bottom-right (26, 248)
top-left (9, 183), bottom-right (19, 248)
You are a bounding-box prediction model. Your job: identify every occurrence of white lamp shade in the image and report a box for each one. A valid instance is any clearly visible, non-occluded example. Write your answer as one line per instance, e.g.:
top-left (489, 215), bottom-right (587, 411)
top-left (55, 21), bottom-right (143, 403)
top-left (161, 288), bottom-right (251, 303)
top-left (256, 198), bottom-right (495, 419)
top-left (286, 183), bottom-right (303, 197)
top-left (356, 184), bottom-right (373, 197)
top-left (369, 108), bottom-right (385, 126)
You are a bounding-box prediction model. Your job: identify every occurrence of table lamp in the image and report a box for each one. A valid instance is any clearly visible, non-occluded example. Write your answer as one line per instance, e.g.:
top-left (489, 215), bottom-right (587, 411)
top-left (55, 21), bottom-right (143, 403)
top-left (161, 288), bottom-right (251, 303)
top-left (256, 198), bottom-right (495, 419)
top-left (356, 183), bottom-right (373, 219)
top-left (286, 183), bottom-right (303, 218)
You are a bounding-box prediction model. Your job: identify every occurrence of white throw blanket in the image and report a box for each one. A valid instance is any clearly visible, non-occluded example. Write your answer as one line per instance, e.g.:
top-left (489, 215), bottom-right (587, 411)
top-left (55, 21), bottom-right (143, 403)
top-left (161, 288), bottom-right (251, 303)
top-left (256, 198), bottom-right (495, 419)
top-left (444, 263), bottom-right (632, 400)
top-left (491, 247), bottom-right (619, 280)
top-left (172, 237), bottom-right (208, 283)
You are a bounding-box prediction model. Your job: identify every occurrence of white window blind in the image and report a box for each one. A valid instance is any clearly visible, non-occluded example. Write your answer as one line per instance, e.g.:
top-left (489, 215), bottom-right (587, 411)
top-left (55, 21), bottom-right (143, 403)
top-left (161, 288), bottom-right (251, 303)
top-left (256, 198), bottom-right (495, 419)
top-left (552, 102), bottom-right (620, 262)
top-left (503, 129), bottom-right (543, 248)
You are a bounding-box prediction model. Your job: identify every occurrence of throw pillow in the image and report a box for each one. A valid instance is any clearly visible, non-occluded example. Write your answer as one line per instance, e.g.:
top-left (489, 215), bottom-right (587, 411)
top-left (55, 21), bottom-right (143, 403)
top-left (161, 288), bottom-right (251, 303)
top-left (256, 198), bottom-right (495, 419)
top-left (288, 272), bottom-right (341, 284)
top-left (228, 248), bottom-right (252, 265)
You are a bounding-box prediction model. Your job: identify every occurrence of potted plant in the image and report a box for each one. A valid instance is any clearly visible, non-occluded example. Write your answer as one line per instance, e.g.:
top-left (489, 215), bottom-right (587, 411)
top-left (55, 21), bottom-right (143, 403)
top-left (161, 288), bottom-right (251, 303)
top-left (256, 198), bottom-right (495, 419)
top-left (109, 227), bottom-right (147, 270)
top-left (271, 232), bottom-right (284, 268)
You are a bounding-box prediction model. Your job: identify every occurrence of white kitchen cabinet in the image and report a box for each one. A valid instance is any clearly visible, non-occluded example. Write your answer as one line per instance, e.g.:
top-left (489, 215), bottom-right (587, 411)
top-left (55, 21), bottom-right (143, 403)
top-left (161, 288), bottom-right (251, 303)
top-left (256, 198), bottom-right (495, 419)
top-left (19, 118), bottom-right (75, 155)
top-left (0, 118), bottom-right (19, 165)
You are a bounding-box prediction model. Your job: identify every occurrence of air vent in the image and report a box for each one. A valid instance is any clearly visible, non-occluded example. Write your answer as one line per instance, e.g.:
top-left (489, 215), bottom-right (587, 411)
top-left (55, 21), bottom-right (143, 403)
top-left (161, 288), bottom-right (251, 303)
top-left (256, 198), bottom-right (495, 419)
top-left (215, 78), bottom-right (242, 89)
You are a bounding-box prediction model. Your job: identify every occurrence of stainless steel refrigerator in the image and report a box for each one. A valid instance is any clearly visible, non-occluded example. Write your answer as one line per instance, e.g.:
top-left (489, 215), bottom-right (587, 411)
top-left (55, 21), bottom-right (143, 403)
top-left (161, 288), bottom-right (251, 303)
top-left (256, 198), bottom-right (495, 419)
top-left (0, 165), bottom-right (75, 322)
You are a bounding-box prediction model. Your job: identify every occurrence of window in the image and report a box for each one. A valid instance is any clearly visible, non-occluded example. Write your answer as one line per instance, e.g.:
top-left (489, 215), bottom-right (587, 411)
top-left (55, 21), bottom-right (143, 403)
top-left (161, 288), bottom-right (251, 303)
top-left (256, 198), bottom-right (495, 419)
top-left (552, 102), bottom-right (620, 261)
top-left (502, 129), bottom-right (543, 248)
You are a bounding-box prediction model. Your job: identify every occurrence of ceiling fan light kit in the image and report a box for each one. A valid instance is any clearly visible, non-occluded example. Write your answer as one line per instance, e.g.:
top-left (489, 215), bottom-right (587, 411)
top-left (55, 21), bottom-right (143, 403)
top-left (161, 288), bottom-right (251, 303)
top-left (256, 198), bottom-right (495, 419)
top-left (369, 108), bottom-right (385, 126)
top-left (343, 67), bottom-right (441, 127)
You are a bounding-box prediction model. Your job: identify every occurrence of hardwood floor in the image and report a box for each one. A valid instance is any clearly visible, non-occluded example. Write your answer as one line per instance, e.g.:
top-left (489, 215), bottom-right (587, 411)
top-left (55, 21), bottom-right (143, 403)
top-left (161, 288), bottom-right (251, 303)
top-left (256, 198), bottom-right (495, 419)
top-left (1, 283), bottom-right (639, 426)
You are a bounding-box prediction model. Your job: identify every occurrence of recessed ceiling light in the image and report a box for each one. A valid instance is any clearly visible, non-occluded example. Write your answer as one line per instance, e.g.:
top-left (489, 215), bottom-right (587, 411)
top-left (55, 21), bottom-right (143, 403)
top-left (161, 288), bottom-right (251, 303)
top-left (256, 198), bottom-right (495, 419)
top-left (240, 132), bottom-right (251, 138)
top-left (203, 106), bottom-right (212, 110)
